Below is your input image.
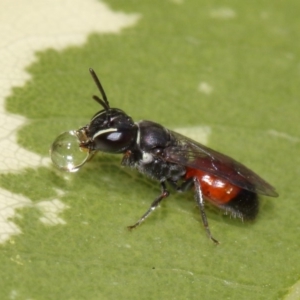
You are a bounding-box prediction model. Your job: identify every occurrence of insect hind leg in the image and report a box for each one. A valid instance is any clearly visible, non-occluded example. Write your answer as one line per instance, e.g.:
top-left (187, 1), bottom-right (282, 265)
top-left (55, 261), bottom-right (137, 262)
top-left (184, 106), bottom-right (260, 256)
top-left (128, 182), bottom-right (169, 229)
top-left (193, 177), bottom-right (219, 244)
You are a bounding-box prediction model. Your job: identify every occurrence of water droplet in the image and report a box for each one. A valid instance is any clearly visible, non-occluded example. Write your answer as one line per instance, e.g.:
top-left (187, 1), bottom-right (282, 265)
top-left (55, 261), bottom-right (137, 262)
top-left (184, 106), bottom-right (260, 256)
top-left (50, 130), bottom-right (89, 172)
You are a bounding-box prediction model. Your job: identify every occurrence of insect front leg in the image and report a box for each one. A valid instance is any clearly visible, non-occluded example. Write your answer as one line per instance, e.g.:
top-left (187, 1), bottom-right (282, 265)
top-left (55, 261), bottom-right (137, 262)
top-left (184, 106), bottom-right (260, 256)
top-left (193, 177), bottom-right (219, 244)
top-left (128, 182), bottom-right (169, 229)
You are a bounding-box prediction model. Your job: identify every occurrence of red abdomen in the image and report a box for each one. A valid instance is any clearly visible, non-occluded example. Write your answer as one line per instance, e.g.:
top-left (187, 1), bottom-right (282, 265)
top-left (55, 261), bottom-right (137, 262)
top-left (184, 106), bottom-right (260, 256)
top-left (185, 168), bottom-right (241, 205)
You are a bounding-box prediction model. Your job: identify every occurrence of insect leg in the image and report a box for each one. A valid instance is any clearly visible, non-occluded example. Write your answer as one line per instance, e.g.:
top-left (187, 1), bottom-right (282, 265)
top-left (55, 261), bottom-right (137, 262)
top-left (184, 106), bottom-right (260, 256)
top-left (193, 177), bottom-right (219, 244)
top-left (167, 177), bottom-right (194, 192)
top-left (177, 177), bottom-right (194, 192)
top-left (128, 182), bottom-right (169, 229)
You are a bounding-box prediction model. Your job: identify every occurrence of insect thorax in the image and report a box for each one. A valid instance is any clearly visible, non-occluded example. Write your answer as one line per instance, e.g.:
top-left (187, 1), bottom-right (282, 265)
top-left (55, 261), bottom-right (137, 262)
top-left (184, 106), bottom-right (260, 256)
top-left (121, 120), bottom-right (185, 182)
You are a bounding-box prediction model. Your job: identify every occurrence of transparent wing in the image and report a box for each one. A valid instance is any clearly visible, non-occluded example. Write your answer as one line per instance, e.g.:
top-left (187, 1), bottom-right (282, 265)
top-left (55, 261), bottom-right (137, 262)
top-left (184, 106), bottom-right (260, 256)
top-left (164, 130), bottom-right (278, 197)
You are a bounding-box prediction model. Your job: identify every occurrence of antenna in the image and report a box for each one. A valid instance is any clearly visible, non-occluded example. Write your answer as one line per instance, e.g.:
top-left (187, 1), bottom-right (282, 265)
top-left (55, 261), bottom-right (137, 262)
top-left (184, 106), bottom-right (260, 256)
top-left (89, 68), bottom-right (110, 109)
top-left (89, 68), bottom-right (111, 123)
top-left (92, 95), bottom-right (109, 111)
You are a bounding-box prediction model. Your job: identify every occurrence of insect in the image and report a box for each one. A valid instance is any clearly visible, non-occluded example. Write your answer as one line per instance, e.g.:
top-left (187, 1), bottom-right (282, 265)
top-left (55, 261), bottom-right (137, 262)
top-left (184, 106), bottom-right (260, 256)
top-left (65, 68), bottom-right (278, 243)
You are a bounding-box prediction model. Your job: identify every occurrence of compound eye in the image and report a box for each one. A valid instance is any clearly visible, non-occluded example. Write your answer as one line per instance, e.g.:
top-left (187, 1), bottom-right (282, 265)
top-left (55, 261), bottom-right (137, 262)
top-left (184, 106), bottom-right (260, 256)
top-left (93, 129), bottom-right (135, 153)
top-left (104, 131), bottom-right (123, 142)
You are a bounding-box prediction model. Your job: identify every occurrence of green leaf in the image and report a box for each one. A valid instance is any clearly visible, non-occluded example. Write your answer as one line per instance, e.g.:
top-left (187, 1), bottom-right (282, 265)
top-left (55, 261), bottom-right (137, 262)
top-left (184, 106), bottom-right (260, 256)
top-left (1, 0), bottom-right (300, 299)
